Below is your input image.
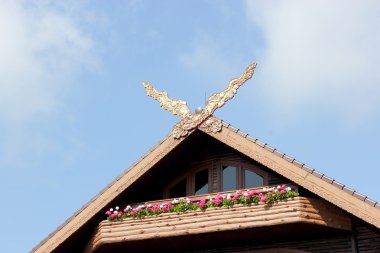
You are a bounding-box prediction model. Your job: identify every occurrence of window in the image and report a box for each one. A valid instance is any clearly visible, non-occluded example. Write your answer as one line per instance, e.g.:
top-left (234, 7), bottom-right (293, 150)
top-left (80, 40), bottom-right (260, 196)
top-left (165, 166), bottom-right (210, 198)
top-left (194, 169), bottom-right (209, 195)
top-left (165, 161), bottom-right (268, 198)
top-left (220, 162), bottom-right (267, 191)
top-left (222, 165), bottom-right (237, 191)
top-left (244, 169), bottom-right (264, 188)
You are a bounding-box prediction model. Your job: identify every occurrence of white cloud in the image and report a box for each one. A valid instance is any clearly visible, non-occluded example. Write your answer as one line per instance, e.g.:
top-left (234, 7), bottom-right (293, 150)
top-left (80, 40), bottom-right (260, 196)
top-left (0, 1), bottom-right (97, 126)
top-left (0, 1), bottom-right (99, 166)
top-left (246, 1), bottom-right (380, 126)
top-left (179, 33), bottom-right (240, 80)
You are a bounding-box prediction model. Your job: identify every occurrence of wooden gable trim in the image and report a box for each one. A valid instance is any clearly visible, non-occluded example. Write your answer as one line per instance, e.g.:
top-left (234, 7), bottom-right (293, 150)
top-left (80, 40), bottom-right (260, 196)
top-left (200, 124), bottom-right (380, 229)
top-left (32, 133), bottom-right (185, 253)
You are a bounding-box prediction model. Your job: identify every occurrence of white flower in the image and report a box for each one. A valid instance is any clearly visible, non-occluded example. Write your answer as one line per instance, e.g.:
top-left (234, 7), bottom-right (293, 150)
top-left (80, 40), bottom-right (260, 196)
top-left (179, 197), bottom-right (185, 202)
top-left (171, 199), bottom-right (179, 204)
top-left (222, 194), bottom-right (226, 199)
top-left (286, 187), bottom-right (292, 192)
top-left (125, 205), bottom-right (132, 211)
top-left (186, 198), bottom-right (191, 204)
top-left (226, 194), bottom-right (232, 200)
top-left (115, 206), bottom-right (119, 210)
top-left (113, 211), bottom-right (118, 214)
top-left (243, 191), bottom-right (248, 196)
top-left (110, 208), bottom-right (114, 212)
top-left (277, 185), bottom-right (281, 189)
top-left (206, 195), bottom-right (211, 199)
top-left (147, 204), bottom-right (152, 208)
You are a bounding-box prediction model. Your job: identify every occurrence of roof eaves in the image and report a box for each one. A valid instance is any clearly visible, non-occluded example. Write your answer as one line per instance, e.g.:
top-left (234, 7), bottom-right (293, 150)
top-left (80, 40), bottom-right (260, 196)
top-left (221, 120), bottom-right (374, 210)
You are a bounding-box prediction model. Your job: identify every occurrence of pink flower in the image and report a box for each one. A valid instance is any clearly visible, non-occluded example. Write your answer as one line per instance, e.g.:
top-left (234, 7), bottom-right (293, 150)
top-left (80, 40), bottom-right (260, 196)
top-left (110, 213), bottom-right (116, 219)
top-left (105, 210), bottom-right (111, 216)
top-left (282, 184), bottom-right (286, 189)
top-left (272, 194), bottom-right (276, 197)
top-left (280, 190), bottom-right (286, 194)
top-left (199, 199), bottom-right (207, 208)
top-left (118, 211), bottom-right (122, 217)
top-left (232, 194), bottom-right (239, 201)
top-left (260, 197), bottom-right (267, 202)
top-left (212, 198), bottom-right (221, 204)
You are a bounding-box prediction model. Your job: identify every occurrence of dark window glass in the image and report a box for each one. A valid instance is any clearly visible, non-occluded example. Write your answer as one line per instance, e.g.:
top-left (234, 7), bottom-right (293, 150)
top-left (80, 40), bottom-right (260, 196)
top-left (244, 169), bottom-right (264, 188)
top-left (194, 169), bottom-right (209, 195)
top-left (169, 178), bottom-right (187, 198)
top-left (222, 165), bottom-right (237, 191)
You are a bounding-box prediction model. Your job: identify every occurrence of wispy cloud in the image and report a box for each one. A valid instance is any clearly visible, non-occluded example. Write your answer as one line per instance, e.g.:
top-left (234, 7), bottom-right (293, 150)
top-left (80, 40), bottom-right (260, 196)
top-left (179, 32), bottom-right (240, 81)
top-left (0, 1), bottom-right (99, 166)
top-left (246, 1), bottom-right (380, 127)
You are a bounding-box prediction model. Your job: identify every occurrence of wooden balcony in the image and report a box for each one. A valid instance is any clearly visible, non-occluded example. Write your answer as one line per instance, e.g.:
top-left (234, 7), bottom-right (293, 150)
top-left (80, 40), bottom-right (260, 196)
top-left (85, 187), bottom-right (352, 253)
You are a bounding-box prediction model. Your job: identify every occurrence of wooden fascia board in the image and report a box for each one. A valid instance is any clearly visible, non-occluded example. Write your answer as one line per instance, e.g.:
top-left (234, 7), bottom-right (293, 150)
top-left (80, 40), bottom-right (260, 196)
top-left (201, 126), bottom-right (380, 229)
top-left (32, 134), bottom-right (184, 253)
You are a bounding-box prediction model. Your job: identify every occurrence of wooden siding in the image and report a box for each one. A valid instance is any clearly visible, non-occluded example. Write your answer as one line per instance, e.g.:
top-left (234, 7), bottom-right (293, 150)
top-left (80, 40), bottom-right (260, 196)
top-left (355, 219), bottom-right (380, 252)
top-left (187, 236), bottom-right (353, 253)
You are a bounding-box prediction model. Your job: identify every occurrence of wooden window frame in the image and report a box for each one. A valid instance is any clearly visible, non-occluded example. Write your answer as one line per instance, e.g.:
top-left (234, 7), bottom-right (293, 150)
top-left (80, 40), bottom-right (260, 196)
top-left (218, 161), bottom-right (268, 192)
top-left (164, 162), bottom-right (211, 198)
top-left (164, 160), bottom-right (268, 198)
top-left (190, 165), bottom-right (212, 196)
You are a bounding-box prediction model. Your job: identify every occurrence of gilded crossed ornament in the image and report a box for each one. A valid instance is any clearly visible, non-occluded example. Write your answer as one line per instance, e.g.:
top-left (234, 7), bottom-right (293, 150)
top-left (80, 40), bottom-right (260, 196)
top-left (143, 63), bottom-right (257, 139)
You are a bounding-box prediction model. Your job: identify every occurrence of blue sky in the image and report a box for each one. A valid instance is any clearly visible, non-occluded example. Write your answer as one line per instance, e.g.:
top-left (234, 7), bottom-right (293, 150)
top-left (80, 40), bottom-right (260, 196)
top-left (0, 1), bottom-right (379, 252)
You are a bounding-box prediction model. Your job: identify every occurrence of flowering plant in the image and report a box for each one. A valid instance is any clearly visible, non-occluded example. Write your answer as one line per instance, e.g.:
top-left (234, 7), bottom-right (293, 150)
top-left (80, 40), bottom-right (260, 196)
top-left (105, 184), bottom-right (298, 221)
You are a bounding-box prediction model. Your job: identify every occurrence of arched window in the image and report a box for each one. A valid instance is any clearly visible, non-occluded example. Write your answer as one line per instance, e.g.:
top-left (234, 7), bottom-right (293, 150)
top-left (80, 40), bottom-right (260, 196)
top-left (244, 168), bottom-right (264, 188)
top-left (220, 162), bottom-right (267, 191)
top-left (165, 161), bottom-right (268, 198)
top-left (165, 165), bottom-right (211, 198)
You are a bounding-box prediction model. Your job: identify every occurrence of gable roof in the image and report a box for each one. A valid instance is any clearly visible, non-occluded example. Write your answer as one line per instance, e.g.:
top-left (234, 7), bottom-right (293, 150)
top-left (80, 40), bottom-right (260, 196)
top-left (32, 116), bottom-right (380, 253)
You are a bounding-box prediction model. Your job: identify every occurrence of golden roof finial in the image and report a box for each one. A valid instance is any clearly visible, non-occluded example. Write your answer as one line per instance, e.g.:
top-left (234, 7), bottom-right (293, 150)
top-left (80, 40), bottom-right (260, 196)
top-left (143, 63), bottom-right (257, 139)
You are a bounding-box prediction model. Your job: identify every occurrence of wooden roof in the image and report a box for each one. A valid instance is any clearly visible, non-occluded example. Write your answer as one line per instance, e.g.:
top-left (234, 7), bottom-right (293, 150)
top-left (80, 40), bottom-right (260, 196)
top-left (32, 116), bottom-right (380, 253)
